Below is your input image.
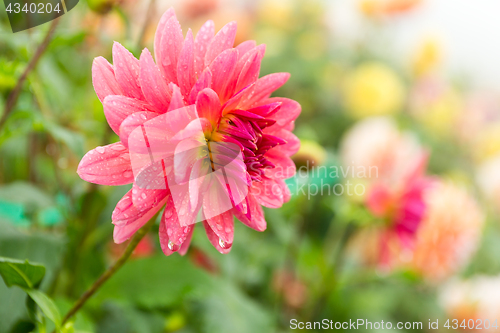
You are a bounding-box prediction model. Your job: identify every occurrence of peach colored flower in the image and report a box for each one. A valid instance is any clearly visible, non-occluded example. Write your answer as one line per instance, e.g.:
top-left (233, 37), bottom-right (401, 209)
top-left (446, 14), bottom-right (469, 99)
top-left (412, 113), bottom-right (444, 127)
top-left (412, 182), bottom-right (484, 282)
top-left (441, 276), bottom-right (500, 329)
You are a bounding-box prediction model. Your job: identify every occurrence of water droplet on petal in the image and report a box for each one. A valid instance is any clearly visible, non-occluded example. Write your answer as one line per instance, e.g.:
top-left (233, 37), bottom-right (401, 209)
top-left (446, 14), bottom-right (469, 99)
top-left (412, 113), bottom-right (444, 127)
top-left (168, 240), bottom-right (180, 251)
top-left (96, 146), bottom-right (105, 154)
top-left (218, 238), bottom-right (225, 248)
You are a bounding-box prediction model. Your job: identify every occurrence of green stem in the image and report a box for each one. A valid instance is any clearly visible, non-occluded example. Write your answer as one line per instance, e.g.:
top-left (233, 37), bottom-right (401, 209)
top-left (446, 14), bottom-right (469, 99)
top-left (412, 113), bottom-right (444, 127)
top-left (58, 215), bottom-right (157, 327)
top-left (306, 222), bottom-right (356, 320)
top-left (0, 18), bottom-right (59, 131)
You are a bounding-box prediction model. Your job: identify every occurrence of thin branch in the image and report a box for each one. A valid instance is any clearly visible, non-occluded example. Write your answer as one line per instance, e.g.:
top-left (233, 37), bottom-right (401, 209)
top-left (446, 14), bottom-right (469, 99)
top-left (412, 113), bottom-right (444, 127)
top-left (0, 18), bottom-right (60, 130)
top-left (58, 215), bottom-right (158, 328)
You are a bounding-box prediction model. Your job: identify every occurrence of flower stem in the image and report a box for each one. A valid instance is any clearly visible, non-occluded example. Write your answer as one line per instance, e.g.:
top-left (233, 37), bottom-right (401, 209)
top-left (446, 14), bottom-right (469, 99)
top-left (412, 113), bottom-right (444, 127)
top-left (0, 18), bottom-right (60, 131)
top-left (306, 221), bottom-right (356, 320)
top-left (58, 215), bottom-right (158, 327)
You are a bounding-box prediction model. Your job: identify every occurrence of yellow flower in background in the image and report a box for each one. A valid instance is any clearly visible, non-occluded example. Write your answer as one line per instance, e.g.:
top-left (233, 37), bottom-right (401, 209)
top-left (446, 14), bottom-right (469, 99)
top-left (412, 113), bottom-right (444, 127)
top-left (412, 37), bottom-right (442, 77)
top-left (258, 0), bottom-right (294, 30)
top-left (472, 123), bottom-right (500, 162)
top-left (410, 79), bottom-right (462, 137)
top-left (359, 0), bottom-right (422, 17)
top-left (343, 62), bottom-right (406, 118)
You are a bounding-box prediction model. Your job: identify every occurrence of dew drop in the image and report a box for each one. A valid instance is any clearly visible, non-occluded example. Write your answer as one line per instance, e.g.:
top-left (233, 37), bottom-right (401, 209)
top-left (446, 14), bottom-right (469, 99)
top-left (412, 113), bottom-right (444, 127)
top-left (96, 146), bottom-right (105, 154)
top-left (168, 240), bottom-right (180, 251)
top-left (218, 238), bottom-right (226, 248)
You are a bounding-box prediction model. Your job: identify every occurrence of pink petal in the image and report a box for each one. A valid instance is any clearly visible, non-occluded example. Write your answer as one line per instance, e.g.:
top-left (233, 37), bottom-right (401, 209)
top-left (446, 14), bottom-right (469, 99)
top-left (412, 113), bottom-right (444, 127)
top-left (119, 111), bottom-right (159, 148)
top-left (112, 189), bottom-right (168, 244)
top-left (139, 48), bottom-right (172, 113)
top-left (194, 20), bottom-right (215, 78)
top-left (205, 211), bottom-right (234, 245)
top-left (262, 97), bottom-right (301, 127)
top-left (158, 197), bottom-right (195, 255)
top-left (235, 40), bottom-right (257, 60)
top-left (92, 57), bottom-right (122, 102)
top-left (232, 194), bottom-right (267, 232)
top-left (196, 88), bottom-right (221, 126)
top-left (201, 173), bottom-right (234, 221)
top-left (238, 73), bottom-right (290, 109)
top-left (132, 184), bottom-right (170, 212)
top-left (157, 16), bottom-right (184, 84)
top-left (154, 7), bottom-right (176, 65)
top-left (263, 149), bottom-right (296, 179)
top-left (208, 49), bottom-right (237, 103)
top-left (203, 220), bottom-right (232, 254)
top-left (234, 44), bottom-right (265, 93)
top-left (250, 178), bottom-right (284, 208)
top-left (188, 68), bottom-right (212, 104)
top-left (264, 128), bottom-right (300, 156)
top-left (177, 29), bottom-right (196, 98)
top-left (204, 21), bottom-right (237, 68)
top-left (77, 142), bottom-right (134, 186)
top-left (168, 84), bottom-right (186, 111)
top-left (112, 42), bottom-right (145, 101)
top-left (103, 95), bottom-right (155, 135)
top-left (221, 83), bottom-right (254, 115)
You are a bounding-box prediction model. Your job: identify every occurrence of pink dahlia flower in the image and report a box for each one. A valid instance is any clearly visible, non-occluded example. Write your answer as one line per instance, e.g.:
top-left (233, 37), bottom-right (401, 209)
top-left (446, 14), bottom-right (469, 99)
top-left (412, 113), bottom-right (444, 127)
top-left (77, 8), bottom-right (301, 255)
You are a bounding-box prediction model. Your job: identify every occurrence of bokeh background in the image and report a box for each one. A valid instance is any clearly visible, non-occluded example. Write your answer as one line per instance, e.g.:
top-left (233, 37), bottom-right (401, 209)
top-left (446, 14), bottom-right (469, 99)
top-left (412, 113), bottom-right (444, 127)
top-left (2, 0), bottom-right (500, 332)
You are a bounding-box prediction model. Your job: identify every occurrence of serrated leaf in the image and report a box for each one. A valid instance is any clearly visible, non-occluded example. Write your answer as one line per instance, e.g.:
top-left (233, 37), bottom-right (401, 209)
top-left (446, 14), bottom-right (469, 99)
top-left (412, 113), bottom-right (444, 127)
top-left (0, 257), bottom-right (46, 289)
top-left (24, 289), bottom-right (62, 330)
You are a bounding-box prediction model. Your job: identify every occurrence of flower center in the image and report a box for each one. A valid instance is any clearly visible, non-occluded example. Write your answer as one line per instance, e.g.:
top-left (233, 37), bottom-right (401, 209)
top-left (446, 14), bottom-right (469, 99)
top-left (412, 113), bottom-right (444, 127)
top-left (206, 110), bottom-right (285, 182)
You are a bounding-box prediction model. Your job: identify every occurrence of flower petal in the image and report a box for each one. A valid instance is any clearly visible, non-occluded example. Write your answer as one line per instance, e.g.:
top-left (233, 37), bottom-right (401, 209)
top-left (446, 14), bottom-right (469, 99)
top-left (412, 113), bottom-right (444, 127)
top-left (264, 128), bottom-right (300, 156)
top-left (157, 16), bottom-right (184, 84)
top-left (235, 44), bottom-right (265, 93)
top-left (250, 178), bottom-right (284, 208)
top-left (177, 29), bottom-right (196, 98)
top-left (188, 68), bottom-right (212, 104)
top-left (168, 83), bottom-right (186, 111)
top-left (205, 211), bottom-right (234, 245)
top-left (139, 48), bottom-right (172, 113)
top-left (112, 42), bottom-right (144, 101)
top-left (204, 21), bottom-right (237, 67)
top-left (77, 142), bottom-right (134, 186)
top-left (235, 40), bottom-right (257, 60)
top-left (196, 88), bottom-right (221, 126)
top-left (232, 194), bottom-right (267, 231)
top-left (238, 73), bottom-right (290, 109)
top-left (194, 20), bottom-right (215, 78)
top-left (119, 111), bottom-right (159, 148)
top-left (203, 220), bottom-right (232, 254)
top-left (262, 97), bottom-right (301, 127)
top-left (158, 196), bottom-right (195, 255)
top-left (154, 7), bottom-right (176, 65)
top-left (112, 189), bottom-right (168, 244)
top-left (208, 49), bottom-right (237, 103)
top-left (92, 57), bottom-right (122, 102)
top-left (263, 149), bottom-right (296, 179)
top-left (103, 95), bottom-right (155, 135)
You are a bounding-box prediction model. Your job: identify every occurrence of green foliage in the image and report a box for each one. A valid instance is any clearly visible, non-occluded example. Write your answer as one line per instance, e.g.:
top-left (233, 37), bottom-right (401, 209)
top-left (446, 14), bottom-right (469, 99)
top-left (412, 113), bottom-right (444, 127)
top-left (0, 257), bottom-right (46, 288)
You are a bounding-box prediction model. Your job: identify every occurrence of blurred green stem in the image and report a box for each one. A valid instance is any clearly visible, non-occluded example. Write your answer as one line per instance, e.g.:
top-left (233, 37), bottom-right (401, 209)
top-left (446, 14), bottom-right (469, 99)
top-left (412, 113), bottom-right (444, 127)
top-left (56, 214), bottom-right (158, 328)
top-left (0, 18), bottom-right (60, 130)
top-left (306, 221), bottom-right (356, 320)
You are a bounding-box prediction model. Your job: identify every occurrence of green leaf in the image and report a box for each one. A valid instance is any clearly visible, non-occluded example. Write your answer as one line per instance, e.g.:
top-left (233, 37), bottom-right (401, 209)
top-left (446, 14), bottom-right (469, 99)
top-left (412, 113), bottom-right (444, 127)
top-left (0, 257), bottom-right (46, 289)
top-left (24, 289), bottom-right (62, 330)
